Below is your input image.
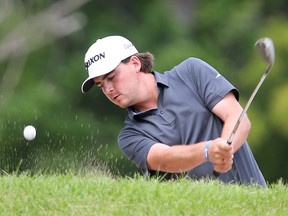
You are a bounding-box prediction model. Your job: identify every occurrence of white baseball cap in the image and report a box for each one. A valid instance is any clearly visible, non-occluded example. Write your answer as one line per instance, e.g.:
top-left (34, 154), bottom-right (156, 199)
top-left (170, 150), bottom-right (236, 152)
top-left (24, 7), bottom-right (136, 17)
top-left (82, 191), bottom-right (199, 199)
top-left (81, 35), bottom-right (138, 93)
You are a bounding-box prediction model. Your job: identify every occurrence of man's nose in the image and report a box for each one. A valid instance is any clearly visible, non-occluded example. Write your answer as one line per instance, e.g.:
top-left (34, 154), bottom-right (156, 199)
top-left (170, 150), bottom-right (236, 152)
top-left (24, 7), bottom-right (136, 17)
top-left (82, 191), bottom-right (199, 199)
top-left (103, 81), bottom-right (113, 93)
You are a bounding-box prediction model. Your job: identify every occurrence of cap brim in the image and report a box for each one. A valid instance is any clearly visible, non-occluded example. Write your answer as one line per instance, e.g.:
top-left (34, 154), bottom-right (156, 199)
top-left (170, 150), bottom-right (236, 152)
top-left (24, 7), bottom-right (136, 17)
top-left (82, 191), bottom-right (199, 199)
top-left (81, 78), bottom-right (95, 93)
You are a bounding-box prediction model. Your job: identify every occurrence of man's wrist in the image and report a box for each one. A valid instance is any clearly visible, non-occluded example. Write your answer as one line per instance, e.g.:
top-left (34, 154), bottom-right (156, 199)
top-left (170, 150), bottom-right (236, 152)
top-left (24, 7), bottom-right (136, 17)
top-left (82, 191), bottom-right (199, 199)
top-left (204, 140), bottom-right (211, 161)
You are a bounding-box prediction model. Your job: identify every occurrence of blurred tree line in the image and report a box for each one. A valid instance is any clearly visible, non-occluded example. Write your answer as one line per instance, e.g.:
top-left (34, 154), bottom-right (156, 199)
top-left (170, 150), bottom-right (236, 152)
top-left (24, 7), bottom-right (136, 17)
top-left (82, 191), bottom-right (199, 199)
top-left (0, 0), bottom-right (287, 183)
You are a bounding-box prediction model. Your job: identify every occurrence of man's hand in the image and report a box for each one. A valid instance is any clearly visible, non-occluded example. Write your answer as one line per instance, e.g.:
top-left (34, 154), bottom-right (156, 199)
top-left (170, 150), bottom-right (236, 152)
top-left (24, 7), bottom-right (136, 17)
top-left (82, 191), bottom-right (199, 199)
top-left (208, 138), bottom-right (234, 173)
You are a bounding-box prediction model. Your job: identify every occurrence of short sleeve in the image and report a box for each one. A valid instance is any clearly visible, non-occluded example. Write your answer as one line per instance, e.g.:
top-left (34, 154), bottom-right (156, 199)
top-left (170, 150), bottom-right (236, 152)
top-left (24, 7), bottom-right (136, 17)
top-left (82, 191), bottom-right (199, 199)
top-left (118, 121), bottom-right (157, 170)
top-left (182, 58), bottom-right (239, 110)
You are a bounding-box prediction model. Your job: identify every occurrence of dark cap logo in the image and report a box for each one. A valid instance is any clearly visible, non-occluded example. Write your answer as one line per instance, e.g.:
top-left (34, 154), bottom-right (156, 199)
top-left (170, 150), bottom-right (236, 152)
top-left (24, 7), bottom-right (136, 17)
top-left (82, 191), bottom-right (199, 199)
top-left (84, 52), bottom-right (105, 71)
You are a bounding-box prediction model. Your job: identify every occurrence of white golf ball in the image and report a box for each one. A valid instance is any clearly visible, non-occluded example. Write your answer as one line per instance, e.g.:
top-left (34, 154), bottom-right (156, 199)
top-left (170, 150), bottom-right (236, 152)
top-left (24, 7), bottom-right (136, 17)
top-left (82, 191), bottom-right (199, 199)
top-left (23, 125), bottom-right (36, 141)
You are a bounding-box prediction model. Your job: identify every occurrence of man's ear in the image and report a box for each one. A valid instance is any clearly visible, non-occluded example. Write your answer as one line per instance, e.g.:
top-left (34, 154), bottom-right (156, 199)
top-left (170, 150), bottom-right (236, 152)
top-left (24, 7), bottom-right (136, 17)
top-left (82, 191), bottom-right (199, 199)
top-left (130, 55), bottom-right (142, 71)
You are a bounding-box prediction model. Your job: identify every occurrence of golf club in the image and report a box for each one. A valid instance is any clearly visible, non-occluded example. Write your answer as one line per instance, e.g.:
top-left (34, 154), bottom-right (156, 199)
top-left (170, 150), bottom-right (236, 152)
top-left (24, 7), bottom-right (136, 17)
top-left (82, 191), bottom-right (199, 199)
top-left (213, 37), bottom-right (275, 177)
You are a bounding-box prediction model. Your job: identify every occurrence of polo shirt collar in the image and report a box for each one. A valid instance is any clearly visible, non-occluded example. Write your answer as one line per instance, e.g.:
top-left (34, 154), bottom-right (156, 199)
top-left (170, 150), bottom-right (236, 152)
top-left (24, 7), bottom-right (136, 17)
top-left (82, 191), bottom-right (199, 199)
top-left (154, 71), bottom-right (169, 87)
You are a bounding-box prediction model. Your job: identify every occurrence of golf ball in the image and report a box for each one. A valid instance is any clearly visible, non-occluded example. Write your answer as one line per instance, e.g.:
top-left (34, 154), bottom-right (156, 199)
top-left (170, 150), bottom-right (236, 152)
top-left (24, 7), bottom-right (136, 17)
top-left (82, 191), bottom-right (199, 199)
top-left (23, 125), bottom-right (36, 141)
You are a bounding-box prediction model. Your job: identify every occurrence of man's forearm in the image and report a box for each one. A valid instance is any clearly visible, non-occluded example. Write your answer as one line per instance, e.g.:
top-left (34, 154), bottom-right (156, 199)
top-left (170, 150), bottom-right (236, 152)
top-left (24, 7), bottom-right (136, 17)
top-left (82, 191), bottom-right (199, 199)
top-left (221, 113), bottom-right (251, 152)
top-left (147, 142), bottom-right (207, 173)
top-left (147, 139), bottom-right (234, 173)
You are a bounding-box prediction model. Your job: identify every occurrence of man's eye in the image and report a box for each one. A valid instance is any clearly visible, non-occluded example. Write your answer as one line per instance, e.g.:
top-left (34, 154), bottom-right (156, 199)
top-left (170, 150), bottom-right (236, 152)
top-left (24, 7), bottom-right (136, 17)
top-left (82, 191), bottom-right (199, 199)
top-left (108, 74), bottom-right (115, 80)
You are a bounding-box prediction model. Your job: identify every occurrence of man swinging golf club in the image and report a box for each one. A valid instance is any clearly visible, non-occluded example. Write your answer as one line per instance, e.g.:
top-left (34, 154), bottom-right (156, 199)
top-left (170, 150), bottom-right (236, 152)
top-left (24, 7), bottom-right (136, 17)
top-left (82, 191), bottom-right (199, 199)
top-left (81, 35), bottom-right (267, 186)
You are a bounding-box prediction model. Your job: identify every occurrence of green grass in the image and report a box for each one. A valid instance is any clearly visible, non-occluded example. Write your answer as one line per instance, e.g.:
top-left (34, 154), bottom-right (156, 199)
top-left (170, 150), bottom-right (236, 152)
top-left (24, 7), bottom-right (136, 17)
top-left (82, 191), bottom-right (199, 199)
top-left (0, 173), bottom-right (287, 216)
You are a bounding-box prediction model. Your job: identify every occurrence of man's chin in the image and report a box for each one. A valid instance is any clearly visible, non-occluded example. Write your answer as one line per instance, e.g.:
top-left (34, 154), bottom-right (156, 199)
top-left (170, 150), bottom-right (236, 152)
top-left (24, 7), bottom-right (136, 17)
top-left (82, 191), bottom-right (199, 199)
top-left (115, 102), bottom-right (129, 109)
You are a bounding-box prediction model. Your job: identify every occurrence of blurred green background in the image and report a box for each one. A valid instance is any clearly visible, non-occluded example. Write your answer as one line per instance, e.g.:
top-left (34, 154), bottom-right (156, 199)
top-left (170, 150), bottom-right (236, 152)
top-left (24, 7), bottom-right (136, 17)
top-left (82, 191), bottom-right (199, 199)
top-left (0, 0), bottom-right (287, 183)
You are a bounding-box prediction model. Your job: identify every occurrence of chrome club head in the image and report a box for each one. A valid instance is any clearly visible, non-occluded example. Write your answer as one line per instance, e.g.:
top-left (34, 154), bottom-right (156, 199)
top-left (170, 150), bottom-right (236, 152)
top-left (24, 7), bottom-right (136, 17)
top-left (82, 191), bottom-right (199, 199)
top-left (255, 37), bottom-right (275, 66)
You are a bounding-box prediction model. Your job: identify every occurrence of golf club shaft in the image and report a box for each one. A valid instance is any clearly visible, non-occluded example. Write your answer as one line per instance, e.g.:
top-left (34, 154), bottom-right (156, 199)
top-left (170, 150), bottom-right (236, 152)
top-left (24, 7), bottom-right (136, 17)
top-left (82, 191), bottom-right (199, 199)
top-left (213, 64), bottom-right (272, 177)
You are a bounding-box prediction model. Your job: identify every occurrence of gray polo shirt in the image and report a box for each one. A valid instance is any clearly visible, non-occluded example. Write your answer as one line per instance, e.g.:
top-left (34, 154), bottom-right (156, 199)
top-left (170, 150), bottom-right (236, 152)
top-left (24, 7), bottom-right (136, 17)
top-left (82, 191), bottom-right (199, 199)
top-left (118, 58), bottom-right (266, 186)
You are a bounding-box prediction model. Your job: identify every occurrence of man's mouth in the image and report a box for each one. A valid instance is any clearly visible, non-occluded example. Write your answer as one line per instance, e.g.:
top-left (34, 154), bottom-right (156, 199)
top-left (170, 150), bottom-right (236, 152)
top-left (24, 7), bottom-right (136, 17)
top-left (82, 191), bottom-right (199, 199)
top-left (113, 94), bottom-right (120, 101)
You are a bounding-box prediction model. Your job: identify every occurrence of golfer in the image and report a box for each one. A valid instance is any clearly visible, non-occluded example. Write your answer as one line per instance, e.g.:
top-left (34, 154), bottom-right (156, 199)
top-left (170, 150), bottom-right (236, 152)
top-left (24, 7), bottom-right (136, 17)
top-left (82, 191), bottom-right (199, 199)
top-left (81, 35), bottom-right (266, 186)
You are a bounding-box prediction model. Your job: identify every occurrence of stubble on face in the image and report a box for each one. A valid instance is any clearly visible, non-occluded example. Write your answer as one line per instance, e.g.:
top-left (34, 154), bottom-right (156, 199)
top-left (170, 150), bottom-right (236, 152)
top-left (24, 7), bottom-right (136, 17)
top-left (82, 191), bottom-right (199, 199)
top-left (101, 63), bottom-right (141, 109)
top-left (95, 56), bottom-right (152, 111)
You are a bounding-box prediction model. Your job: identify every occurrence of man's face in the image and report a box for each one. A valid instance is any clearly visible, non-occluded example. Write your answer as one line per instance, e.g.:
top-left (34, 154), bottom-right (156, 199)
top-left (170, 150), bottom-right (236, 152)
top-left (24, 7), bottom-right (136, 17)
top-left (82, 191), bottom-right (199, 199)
top-left (93, 56), bottom-right (141, 108)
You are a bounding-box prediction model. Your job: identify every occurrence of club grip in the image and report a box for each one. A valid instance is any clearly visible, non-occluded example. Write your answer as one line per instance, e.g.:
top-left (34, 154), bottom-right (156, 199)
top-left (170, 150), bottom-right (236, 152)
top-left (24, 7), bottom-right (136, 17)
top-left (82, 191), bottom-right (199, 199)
top-left (213, 170), bottom-right (221, 177)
